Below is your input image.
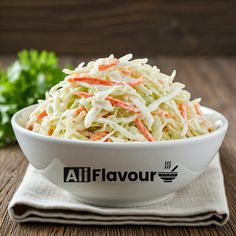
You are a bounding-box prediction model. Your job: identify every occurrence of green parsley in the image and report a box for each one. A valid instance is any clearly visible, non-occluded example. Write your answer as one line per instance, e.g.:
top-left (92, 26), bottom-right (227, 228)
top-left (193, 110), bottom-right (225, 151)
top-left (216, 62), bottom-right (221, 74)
top-left (0, 50), bottom-right (68, 147)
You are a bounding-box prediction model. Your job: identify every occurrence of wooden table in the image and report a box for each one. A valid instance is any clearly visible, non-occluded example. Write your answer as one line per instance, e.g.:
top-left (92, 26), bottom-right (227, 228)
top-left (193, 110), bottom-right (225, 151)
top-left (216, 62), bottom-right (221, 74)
top-left (0, 56), bottom-right (236, 235)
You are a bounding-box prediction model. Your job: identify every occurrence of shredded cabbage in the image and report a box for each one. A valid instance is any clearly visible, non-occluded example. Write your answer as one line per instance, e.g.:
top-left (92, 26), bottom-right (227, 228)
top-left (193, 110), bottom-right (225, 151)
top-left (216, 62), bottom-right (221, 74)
top-left (26, 54), bottom-right (216, 142)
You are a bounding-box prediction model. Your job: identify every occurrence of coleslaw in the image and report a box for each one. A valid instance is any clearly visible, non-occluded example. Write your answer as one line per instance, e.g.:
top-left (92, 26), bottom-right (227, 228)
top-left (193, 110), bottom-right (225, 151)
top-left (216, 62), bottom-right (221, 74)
top-left (26, 54), bottom-right (216, 142)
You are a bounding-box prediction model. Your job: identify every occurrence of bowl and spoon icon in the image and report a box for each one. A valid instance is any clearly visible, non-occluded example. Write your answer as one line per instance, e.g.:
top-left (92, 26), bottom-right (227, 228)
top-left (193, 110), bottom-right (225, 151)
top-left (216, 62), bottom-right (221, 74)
top-left (158, 165), bottom-right (179, 183)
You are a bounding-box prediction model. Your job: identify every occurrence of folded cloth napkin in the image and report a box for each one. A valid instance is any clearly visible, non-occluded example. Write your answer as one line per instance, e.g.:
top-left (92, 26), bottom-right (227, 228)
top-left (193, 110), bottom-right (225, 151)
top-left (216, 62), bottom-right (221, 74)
top-left (8, 153), bottom-right (229, 226)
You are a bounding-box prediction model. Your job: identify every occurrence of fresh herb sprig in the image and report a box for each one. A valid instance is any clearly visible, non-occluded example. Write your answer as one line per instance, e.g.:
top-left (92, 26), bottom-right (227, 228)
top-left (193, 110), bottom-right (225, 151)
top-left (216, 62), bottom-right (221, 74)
top-left (0, 50), bottom-right (67, 147)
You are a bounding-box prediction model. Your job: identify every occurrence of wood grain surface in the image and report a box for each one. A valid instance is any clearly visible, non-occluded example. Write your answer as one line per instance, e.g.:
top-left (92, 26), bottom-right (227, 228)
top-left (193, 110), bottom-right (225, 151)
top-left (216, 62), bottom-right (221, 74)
top-left (0, 56), bottom-right (236, 235)
top-left (0, 1), bottom-right (236, 56)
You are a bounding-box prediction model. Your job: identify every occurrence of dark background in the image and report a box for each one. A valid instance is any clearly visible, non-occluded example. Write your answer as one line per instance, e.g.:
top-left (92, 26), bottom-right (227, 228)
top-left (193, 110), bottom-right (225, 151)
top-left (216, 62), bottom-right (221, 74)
top-left (0, 0), bottom-right (235, 57)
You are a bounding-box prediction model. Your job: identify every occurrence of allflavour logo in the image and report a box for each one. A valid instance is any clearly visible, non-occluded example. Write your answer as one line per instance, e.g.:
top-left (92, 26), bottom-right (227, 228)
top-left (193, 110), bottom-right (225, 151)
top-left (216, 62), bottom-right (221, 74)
top-left (64, 167), bottom-right (158, 183)
top-left (64, 167), bottom-right (91, 182)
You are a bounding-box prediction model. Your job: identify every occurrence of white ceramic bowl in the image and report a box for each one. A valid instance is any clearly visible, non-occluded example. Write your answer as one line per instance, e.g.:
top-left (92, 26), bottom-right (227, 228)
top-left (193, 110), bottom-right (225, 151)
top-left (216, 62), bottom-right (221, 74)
top-left (12, 105), bottom-right (228, 207)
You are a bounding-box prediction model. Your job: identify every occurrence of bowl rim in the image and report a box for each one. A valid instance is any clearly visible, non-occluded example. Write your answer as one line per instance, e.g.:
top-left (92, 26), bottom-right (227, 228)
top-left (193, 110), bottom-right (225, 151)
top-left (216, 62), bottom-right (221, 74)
top-left (11, 104), bottom-right (228, 147)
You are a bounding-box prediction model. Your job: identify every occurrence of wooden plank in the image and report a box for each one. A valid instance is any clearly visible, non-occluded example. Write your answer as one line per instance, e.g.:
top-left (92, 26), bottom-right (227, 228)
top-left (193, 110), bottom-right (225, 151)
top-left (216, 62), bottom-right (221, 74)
top-left (0, 56), bottom-right (236, 235)
top-left (0, 1), bottom-right (235, 56)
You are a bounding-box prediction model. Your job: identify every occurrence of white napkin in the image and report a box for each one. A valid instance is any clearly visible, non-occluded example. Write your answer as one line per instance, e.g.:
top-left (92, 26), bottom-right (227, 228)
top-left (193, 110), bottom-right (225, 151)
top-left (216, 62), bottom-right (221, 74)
top-left (8, 153), bottom-right (229, 226)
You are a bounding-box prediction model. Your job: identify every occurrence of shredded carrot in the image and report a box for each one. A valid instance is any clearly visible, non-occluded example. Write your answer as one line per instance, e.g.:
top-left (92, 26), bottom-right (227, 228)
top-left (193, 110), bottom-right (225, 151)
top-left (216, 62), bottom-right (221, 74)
top-left (179, 104), bottom-right (187, 120)
top-left (75, 92), bottom-right (93, 98)
top-left (48, 128), bottom-right (54, 136)
top-left (75, 92), bottom-right (140, 113)
top-left (69, 76), bottom-right (141, 87)
top-left (37, 110), bottom-right (47, 120)
top-left (106, 97), bottom-right (140, 113)
top-left (75, 105), bottom-right (86, 116)
top-left (120, 69), bottom-right (132, 76)
top-left (194, 103), bottom-right (203, 115)
top-left (99, 59), bottom-right (119, 71)
top-left (134, 118), bottom-right (155, 142)
top-left (68, 77), bottom-right (117, 86)
top-left (126, 77), bottom-right (143, 86)
top-left (90, 131), bottom-right (109, 141)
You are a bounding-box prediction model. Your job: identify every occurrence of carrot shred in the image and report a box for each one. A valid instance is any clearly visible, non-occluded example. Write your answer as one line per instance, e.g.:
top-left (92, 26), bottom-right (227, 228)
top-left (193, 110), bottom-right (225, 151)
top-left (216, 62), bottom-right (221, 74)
top-left (69, 76), bottom-right (141, 87)
top-left (106, 96), bottom-right (140, 113)
top-left (134, 118), bottom-right (155, 142)
top-left (75, 105), bottom-right (86, 116)
top-left (179, 104), bottom-right (187, 120)
top-left (37, 110), bottom-right (47, 120)
top-left (126, 77), bottom-right (143, 86)
top-left (99, 60), bottom-right (119, 71)
top-left (120, 69), bottom-right (132, 76)
top-left (194, 103), bottom-right (203, 115)
top-left (75, 92), bottom-right (140, 113)
top-left (68, 77), bottom-right (117, 86)
top-left (90, 131), bottom-right (109, 141)
top-left (75, 92), bottom-right (93, 98)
